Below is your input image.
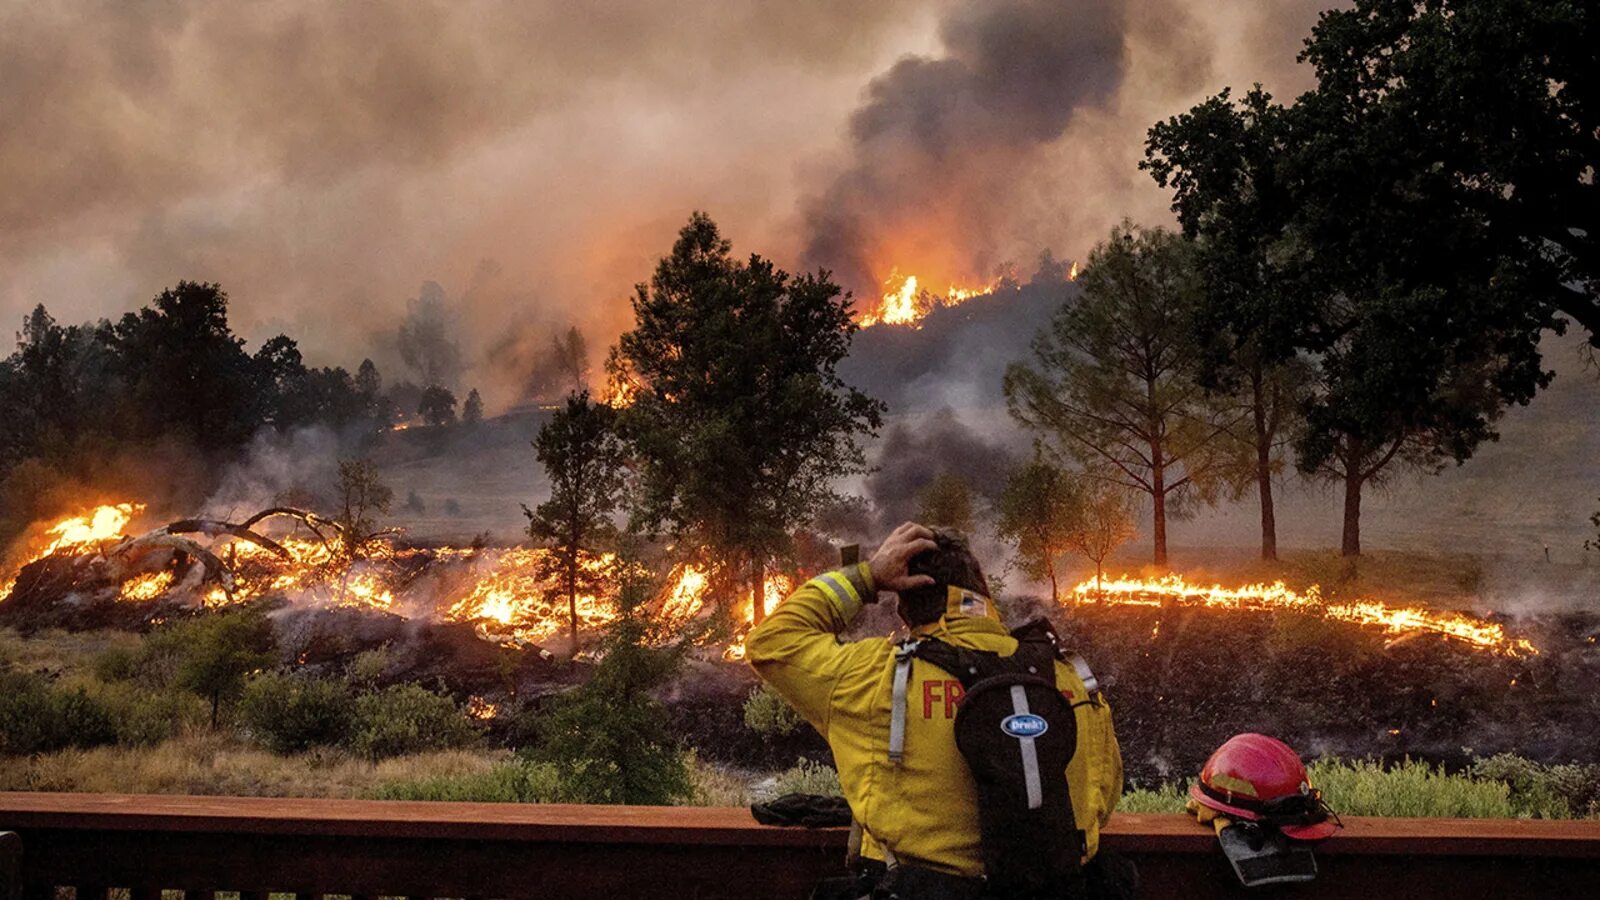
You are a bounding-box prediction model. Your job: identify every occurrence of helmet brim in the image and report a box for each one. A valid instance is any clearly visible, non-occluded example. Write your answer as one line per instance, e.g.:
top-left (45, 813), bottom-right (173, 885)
top-left (1282, 820), bottom-right (1340, 842)
top-left (1189, 784), bottom-right (1340, 842)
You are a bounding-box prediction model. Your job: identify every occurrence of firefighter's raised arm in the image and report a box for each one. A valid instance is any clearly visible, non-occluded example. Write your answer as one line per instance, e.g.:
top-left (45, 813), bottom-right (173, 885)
top-left (746, 523), bottom-right (936, 734)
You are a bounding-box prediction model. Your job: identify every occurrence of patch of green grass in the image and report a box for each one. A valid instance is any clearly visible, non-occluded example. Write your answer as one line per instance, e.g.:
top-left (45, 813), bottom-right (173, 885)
top-left (366, 759), bottom-right (563, 802)
top-left (1117, 783), bottom-right (1187, 813)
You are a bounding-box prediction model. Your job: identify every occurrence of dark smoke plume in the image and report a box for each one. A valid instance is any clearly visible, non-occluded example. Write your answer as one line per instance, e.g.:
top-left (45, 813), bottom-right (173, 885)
top-left (866, 408), bottom-right (1022, 526)
top-left (803, 0), bottom-right (1131, 294)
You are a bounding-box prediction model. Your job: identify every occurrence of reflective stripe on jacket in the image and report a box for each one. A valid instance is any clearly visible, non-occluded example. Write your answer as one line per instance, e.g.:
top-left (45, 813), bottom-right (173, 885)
top-left (746, 564), bottom-right (1124, 878)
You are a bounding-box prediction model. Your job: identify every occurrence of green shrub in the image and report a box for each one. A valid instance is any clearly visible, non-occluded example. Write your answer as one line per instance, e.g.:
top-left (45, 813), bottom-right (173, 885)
top-left (743, 685), bottom-right (806, 737)
top-left (143, 609), bottom-right (276, 726)
top-left (240, 673), bottom-right (356, 753)
top-left (1471, 753), bottom-right (1600, 819)
top-left (92, 644), bottom-right (143, 682)
top-left (346, 648), bottom-right (391, 688)
top-left (368, 759), bottom-right (564, 802)
top-left (0, 671), bottom-right (117, 754)
top-left (351, 684), bottom-right (477, 760)
top-left (1116, 756), bottom-right (1600, 820)
top-left (78, 678), bottom-right (205, 745)
top-left (1307, 757), bottom-right (1516, 818)
top-left (771, 758), bottom-right (841, 797)
top-left (524, 561), bottom-right (691, 805)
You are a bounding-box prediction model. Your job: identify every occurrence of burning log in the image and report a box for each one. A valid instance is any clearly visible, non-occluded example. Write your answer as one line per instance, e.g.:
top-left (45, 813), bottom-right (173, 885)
top-left (240, 506), bottom-right (358, 553)
top-left (163, 518), bottom-right (291, 559)
top-left (106, 532), bottom-right (235, 599)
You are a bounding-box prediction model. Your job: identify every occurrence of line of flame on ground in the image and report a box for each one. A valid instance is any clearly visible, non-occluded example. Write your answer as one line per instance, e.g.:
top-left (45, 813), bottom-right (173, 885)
top-left (5, 503), bottom-right (786, 657)
top-left (1070, 574), bottom-right (1537, 657)
top-left (4, 504), bottom-right (1540, 660)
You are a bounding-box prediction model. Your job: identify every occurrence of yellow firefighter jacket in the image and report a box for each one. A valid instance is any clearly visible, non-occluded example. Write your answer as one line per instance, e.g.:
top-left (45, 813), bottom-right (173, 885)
top-left (746, 563), bottom-right (1123, 878)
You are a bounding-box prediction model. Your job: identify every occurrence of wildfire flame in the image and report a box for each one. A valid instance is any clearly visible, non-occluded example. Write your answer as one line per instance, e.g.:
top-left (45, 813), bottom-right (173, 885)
top-left (1071, 574), bottom-right (1537, 657)
top-left (859, 269), bottom-right (999, 328)
top-left (858, 260), bottom-right (1079, 328)
top-left (118, 570), bottom-right (175, 602)
top-left (1, 503), bottom-right (146, 598)
top-left (42, 503), bottom-right (143, 554)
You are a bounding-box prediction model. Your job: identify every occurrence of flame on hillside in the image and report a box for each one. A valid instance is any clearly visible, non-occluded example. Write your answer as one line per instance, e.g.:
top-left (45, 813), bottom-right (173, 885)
top-left (859, 269), bottom-right (996, 328)
top-left (1071, 574), bottom-right (1537, 657)
top-left (858, 260), bottom-right (1079, 328)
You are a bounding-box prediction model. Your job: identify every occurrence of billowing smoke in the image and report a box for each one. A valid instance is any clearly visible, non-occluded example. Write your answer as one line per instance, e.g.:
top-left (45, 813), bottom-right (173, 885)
top-left (395, 282), bottom-right (466, 390)
top-left (200, 426), bottom-right (345, 519)
top-left (803, 0), bottom-right (1128, 293)
top-left (1, 0), bottom-right (1335, 416)
top-left (0, 0), bottom-right (939, 400)
top-left (485, 324), bottom-right (593, 407)
top-left (801, 0), bottom-right (1334, 299)
top-left (866, 408), bottom-right (1024, 526)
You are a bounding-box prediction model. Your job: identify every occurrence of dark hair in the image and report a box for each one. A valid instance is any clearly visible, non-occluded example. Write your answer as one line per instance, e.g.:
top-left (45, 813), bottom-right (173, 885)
top-left (896, 529), bottom-right (988, 627)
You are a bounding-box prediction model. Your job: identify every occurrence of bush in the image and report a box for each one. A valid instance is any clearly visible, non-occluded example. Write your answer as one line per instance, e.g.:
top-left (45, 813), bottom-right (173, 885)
top-left (743, 685), bottom-right (806, 737)
top-left (77, 677), bottom-right (205, 746)
top-left (0, 671), bottom-right (117, 754)
top-left (1471, 753), bottom-right (1600, 819)
top-left (771, 758), bottom-right (841, 798)
top-left (142, 609), bottom-right (276, 726)
top-left (351, 684), bottom-right (477, 760)
top-left (1116, 755), bottom-right (1600, 820)
top-left (240, 673), bottom-right (356, 753)
top-left (346, 648), bottom-right (391, 688)
top-left (368, 759), bottom-right (564, 802)
top-left (524, 560), bottom-right (692, 805)
top-left (92, 644), bottom-right (143, 682)
top-left (1307, 757), bottom-right (1516, 818)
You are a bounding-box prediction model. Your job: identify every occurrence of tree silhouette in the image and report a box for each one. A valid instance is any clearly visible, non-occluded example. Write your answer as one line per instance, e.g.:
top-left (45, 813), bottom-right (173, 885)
top-left (612, 212), bottom-right (883, 624)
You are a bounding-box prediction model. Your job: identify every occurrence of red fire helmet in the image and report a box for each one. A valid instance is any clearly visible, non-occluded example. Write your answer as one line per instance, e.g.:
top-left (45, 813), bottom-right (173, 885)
top-left (1190, 733), bottom-right (1340, 841)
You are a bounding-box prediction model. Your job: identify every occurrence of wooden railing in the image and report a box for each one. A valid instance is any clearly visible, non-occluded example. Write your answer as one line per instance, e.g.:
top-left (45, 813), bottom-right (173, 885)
top-left (1, 792), bottom-right (1598, 899)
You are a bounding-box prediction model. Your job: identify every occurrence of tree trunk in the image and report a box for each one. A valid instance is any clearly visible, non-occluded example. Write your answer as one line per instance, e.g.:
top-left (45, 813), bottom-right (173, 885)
top-left (750, 558), bottom-right (766, 626)
top-left (567, 562), bottom-right (579, 661)
top-left (1048, 558), bottom-right (1059, 606)
top-left (1341, 467), bottom-right (1363, 557)
top-left (1253, 370), bottom-right (1278, 561)
top-left (1150, 438), bottom-right (1169, 567)
top-left (210, 693), bottom-right (220, 729)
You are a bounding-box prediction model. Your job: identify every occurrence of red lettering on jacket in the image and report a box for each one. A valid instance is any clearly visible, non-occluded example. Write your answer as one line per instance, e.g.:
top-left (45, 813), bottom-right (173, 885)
top-left (944, 680), bottom-right (964, 718)
top-left (923, 680), bottom-right (966, 718)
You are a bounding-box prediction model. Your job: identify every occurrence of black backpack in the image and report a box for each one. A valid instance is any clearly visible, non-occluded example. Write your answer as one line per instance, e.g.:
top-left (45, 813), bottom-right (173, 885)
top-left (906, 620), bottom-right (1090, 899)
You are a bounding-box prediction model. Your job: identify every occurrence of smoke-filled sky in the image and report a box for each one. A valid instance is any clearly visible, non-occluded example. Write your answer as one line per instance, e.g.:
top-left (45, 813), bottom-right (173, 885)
top-left (1, 0), bottom-right (1335, 408)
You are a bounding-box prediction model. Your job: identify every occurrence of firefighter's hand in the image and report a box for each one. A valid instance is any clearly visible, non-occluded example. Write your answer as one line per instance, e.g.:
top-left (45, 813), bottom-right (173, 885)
top-left (868, 522), bottom-right (938, 592)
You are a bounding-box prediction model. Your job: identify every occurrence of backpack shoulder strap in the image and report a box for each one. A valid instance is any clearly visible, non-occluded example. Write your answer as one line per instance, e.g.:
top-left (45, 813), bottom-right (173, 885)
top-left (912, 637), bottom-right (1005, 689)
top-left (888, 640), bottom-right (918, 764)
top-left (1011, 617), bottom-right (1102, 696)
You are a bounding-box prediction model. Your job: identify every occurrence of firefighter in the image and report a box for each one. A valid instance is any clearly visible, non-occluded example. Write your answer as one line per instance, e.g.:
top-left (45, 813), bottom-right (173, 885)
top-left (746, 522), bottom-right (1128, 899)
